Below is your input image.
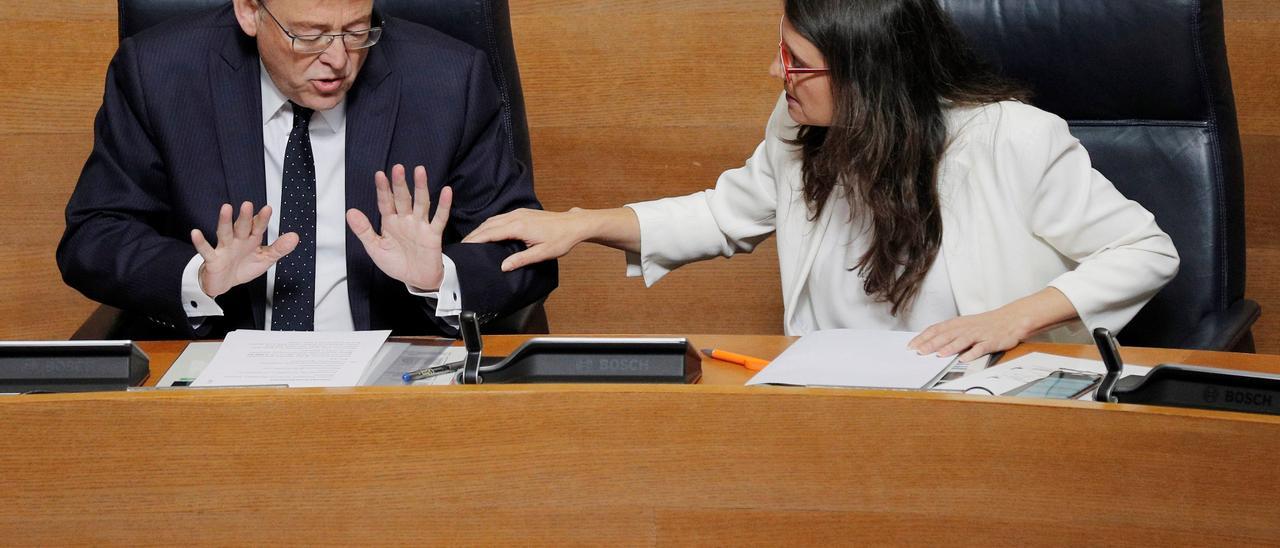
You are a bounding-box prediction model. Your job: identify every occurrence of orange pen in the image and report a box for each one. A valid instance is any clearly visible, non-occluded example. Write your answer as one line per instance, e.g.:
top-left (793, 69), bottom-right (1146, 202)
top-left (701, 348), bottom-right (771, 371)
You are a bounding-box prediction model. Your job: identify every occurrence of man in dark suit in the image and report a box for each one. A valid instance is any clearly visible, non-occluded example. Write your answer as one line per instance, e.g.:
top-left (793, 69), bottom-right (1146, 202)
top-left (57, 0), bottom-right (557, 337)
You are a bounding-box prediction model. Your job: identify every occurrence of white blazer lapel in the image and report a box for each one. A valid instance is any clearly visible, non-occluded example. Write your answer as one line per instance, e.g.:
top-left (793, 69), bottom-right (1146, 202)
top-left (780, 193), bottom-right (839, 334)
top-left (937, 148), bottom-right (990, 318)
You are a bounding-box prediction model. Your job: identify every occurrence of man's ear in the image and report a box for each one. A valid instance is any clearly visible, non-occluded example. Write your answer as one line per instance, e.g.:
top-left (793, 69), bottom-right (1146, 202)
top-left (232, 0), bottom-right (260, 37)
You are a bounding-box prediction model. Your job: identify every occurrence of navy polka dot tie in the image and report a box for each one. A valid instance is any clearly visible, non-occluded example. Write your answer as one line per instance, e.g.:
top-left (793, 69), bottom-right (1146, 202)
top-left (272, 102), bottom-right (316, 331)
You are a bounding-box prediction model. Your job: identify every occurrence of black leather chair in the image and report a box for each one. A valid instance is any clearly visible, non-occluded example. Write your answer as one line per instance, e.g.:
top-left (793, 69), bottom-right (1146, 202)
top-left (939, 0), bottom-right (1259, 351)
top-left (72, 0), bottom-right (547, 339)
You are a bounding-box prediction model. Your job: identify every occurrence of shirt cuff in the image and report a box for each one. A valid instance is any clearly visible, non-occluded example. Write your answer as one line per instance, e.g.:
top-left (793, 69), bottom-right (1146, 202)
top-left (406, 254), bottom-right (462, 328)
top-left (182, 254), bottom-right (225, 318)
top-left (625, 251), bottom-right (643, 278)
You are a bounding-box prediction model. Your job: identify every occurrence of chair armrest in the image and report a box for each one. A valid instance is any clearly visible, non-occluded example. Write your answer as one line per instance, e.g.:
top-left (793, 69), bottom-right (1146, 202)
top-left (70, 304), bottom-right (126, 340)
top-left (70, 304), bottom-right (189, 341)
top-left (1178, 299), bottom-right (1261, 352)
top-left (483, 297), bottom-right (550, 335)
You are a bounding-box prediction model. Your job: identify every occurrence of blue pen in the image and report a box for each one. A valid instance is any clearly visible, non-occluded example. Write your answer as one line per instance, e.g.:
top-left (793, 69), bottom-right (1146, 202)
top-left (402, 360), bottom-right (464, 383)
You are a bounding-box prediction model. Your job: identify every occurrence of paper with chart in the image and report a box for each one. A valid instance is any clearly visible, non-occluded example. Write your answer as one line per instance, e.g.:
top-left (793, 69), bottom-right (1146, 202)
top-left (746, 329), bottom-right (956, 389)
top-left (932, 352), bottom-right (1152, 398)
top-left (191, 330), bottom-right (391, 387)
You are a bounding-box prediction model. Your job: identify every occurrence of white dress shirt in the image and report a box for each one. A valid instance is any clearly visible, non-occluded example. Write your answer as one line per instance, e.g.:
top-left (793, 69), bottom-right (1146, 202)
top-left (625, 94), bottom-right (1179, 342)
top-left (180, 64), bottom-right (462, 330)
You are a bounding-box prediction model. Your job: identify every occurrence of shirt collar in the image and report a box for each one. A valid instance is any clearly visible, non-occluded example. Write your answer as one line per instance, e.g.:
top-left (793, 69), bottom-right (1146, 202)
top-left (259, 61), bottom-right (347, 133)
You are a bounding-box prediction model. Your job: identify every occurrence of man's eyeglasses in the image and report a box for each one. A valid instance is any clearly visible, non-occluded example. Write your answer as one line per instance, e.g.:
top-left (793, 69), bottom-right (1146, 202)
top-left (778, 19), bottom-right (829, 85)
top-left (259, 0), bottom-right (382, 54)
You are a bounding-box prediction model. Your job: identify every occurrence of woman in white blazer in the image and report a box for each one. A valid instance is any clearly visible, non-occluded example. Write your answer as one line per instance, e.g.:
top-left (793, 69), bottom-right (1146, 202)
top-left (465, 0), bottom-right (1179, 363)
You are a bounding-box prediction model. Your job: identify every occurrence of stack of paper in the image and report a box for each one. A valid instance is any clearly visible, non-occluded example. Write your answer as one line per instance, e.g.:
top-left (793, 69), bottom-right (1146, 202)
top-left (191, 330), bottom-right (391, 388)
top-left (746, 329), bottom-right (956, 389)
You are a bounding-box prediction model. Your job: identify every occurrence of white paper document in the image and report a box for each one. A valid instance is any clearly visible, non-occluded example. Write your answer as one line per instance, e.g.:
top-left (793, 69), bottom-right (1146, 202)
top-left (932, 352), bottom-right (1152, 399)
top-left (158, 341), bottom-right (220, 387)
top-left (192, 330), bottom-right (392, 388)
top-left (360, 344), bottom-right (466, 386)
top-left (746, 329), bottom-right (956, 389)
top-left (356, 342), bottom-right (412, 386)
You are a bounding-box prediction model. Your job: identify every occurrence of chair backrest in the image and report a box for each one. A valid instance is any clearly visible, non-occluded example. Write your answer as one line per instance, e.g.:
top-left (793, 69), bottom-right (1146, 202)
top-left (938, 0), bottom-right (1246, 348)
top-left (117, 0), bottom-right (533, 170)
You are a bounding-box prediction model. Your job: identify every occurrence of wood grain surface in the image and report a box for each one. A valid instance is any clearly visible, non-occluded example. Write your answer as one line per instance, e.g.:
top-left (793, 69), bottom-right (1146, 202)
top-left (0, 0), bottom-right (1277, 350)
top-left (2, 336), bottom-right (1279, 544)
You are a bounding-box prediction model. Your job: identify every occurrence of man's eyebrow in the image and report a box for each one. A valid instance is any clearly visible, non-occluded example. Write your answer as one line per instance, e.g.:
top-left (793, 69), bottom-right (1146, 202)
top-left (342, 21), bottom-right (374, 31)
top-left (344, 13), bottom-right (375, 30)
top-left (291, 19), bottom-right (329, 31)
top-left (294, 18), bottom-right (374, 32)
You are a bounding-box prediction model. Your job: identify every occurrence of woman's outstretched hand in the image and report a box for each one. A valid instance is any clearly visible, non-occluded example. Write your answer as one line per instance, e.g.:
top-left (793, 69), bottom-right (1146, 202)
top-left (464, 207), bottom-right (642, 271)
top-left (464, 208), bottom-right (591, 271)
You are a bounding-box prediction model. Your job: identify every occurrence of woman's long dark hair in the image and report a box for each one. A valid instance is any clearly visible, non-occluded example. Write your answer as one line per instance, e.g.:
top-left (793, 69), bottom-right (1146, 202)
top-left (786, 0), bottom-right (1028, 314)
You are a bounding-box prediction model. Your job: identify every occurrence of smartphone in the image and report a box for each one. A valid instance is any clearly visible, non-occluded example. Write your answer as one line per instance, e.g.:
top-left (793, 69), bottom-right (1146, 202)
top-left (1005, 371), bottom-right (1103, 399)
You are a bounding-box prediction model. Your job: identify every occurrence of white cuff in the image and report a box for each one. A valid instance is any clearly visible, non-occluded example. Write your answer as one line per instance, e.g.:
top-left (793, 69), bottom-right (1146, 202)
top-left (625, 251), bottom-right (643, 278)
top-left (182, 254), bottom-right (225, 318)
top-left (406, 254), bottom-right (462, 328)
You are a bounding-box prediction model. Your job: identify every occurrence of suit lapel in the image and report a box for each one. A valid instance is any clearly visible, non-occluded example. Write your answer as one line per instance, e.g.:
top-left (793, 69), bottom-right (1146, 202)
top-left (782, 197), bottom-right (838, 334)
top-left (210, 31), bottom-right (268, 329)
top-left (344, 43), bottom-right (399, 330)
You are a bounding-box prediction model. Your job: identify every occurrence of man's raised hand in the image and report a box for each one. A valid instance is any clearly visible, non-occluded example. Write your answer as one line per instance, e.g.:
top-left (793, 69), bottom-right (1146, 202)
top-left (190, 201), bottom-right (298, 298)
top-left (346, 164), bottom-right (453, 291)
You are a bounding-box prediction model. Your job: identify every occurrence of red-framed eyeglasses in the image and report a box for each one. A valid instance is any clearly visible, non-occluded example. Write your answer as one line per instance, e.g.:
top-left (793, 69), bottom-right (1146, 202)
top-left (778, 19), bottom-right (829, 85)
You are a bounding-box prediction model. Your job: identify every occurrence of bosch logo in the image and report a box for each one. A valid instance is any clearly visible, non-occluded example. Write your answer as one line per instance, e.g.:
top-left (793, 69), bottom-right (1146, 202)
top-left (1224, 390), bottom-right (1274, 407)
top-left (578, 358), bottom-right (647, 372)
top-left (1203, 386), bottom-right (1219, 403)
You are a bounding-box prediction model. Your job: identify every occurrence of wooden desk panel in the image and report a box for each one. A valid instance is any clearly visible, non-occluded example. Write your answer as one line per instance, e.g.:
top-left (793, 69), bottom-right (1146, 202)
top-left (2, 337), bottom-right (1278, 543)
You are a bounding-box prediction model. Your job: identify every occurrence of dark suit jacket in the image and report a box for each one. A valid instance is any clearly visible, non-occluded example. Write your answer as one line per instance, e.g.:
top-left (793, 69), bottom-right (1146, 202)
top-left (57, 4), bottom-right (557, 337)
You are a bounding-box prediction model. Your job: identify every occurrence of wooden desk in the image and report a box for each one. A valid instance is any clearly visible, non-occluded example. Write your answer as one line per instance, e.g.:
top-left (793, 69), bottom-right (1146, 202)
top-left (133, 334), bottom-right (1280, 387)
top-left (3, 336), bottom-right (1279, 544)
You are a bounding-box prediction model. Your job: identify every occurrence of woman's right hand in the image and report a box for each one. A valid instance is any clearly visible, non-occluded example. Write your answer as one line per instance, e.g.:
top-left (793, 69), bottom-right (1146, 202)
top-left (463, 208), bottom-right (597, 271)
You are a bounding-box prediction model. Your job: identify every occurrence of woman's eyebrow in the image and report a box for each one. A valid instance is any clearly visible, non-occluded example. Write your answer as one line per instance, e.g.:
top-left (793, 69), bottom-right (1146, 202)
top-left (784, 42), bottom-right (814, 65)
